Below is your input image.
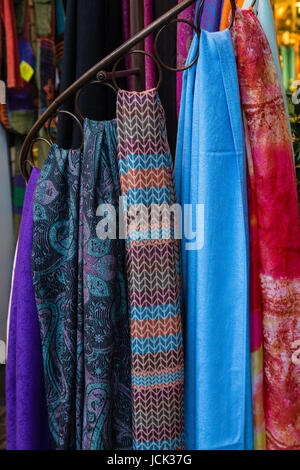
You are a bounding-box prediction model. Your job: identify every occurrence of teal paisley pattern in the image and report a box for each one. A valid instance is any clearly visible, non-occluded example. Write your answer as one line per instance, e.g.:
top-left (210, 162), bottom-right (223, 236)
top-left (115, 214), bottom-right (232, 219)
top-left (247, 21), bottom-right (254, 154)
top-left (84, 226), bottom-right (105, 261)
top-left (32, 119), bottom-right (132, 450)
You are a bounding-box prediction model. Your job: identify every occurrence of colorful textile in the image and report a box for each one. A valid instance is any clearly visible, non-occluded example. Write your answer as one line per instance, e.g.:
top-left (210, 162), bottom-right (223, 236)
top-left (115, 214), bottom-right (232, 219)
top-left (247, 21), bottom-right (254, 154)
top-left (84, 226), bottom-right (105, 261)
top-left (0, 0), bottom-right (22, 88)
top-left (197, 0), bottom-right (223, 30)
top-left (177, 0), bottom-right (223, 115)
top-left (32, 120), bottom-right (132, 450)
top-left (220, 0), bottom-right (244, 30)
top-left (116, 89), bottom-right (184, 450)
top-left (144, 0), bottom-right (156, 90)
top-left (6, 167), bottom-right (51, 450)
top-left (231, 8), bottom-right (300, 450)
top-left (242, 0), bottom-right (292, 146)
top-left (175, 29), bottom-right (253, 450)
top-left (177, 1), bottom-right (196, 115)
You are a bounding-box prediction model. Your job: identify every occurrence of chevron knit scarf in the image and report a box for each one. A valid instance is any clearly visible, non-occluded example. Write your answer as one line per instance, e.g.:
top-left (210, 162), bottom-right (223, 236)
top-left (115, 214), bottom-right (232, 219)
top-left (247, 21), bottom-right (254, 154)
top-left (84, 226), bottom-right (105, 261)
top-left (116, 89), bottom-right (184, 450)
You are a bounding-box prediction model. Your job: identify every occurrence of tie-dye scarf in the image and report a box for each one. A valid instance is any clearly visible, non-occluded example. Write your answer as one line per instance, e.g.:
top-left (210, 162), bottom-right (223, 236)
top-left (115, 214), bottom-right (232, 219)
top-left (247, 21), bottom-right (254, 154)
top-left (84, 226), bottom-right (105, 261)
top-left (232, 8), bottom-right (300, 450)
top-left (116, 89), bottom-right (184, 450)
top-left (32, 119), bottom-right (132, 450)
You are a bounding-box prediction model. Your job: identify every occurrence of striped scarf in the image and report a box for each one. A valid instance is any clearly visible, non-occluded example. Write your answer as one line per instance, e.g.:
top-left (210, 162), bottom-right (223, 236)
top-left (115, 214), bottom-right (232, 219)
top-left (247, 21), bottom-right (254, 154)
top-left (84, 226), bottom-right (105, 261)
top-left (116, 89), bottom-right (184, 450)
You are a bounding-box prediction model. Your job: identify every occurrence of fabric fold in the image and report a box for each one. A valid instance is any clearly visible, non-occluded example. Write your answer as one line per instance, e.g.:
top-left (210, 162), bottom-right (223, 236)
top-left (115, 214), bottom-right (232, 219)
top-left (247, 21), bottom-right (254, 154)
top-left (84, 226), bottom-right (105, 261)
top-left (31, 120), bottom-right (132, 450)
top-left (6, 167), bottom-right (50, 450)
top-left (231, 8), bottom-right (300, 450)
top-left (116, 89), bottom-right (184, 450)
top-left (175, 28), bottom-right (253, 450)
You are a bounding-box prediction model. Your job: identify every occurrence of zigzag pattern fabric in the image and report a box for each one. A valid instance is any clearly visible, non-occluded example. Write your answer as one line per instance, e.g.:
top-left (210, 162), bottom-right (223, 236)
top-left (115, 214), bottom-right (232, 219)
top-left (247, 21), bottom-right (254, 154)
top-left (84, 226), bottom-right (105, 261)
top-left (116, 89), bottom-right (184, 450)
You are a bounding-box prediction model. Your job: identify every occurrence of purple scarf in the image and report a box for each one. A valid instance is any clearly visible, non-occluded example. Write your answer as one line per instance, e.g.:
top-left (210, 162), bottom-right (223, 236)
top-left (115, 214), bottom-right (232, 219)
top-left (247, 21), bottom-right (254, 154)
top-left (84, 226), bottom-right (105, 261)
top-left (6, 167), bottom-right (50, 450)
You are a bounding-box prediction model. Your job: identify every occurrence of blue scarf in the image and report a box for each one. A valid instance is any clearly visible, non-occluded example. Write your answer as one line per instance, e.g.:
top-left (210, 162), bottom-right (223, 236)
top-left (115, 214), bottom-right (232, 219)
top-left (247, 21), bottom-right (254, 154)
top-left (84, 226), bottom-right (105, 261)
top-left (175, 29), bottom-right (253, 450)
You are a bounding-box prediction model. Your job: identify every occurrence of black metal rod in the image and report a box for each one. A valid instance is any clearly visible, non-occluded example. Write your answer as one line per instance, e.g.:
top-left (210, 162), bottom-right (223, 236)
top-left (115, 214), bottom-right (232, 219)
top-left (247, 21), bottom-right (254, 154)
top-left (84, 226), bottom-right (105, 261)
top-left (97, 68), bottom-right (140, 82)
top-left (20, 0), bottom-right (197, 174)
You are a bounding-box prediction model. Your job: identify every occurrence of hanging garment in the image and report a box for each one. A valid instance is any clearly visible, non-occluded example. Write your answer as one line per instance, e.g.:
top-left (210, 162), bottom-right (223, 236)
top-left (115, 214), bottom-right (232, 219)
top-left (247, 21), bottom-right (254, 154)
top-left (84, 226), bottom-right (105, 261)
top-left (177, 1), bottom-right (196, 115)
top-left (177, 0), bottom-right (223, 115)
top-left (0, 124), bottom-right (14, 357)
top-left (196, 0), bottom-right (223, 30)
top-left (231, 8), bottom-right (300, 450)
top-left (153, 0), bottom-right (177, 157)
top-left (175, 29), bottom-right (253, 450)
top-left (31, 120), bottom-right (132, 450)
top-left (220, 0), bottom-right (244, 30)
top-left (116, 89), bottom-right (184, 450)
top-left (242, 1), bottom-right (292, 140)
top-left (58, 0), bottom-right (124, 149)
top-left (6, 167), bottom-right (50, 450)
top-left (0, 0), bottom-right (22, 88)
top-left (144, 0), bottom-right (156, 90)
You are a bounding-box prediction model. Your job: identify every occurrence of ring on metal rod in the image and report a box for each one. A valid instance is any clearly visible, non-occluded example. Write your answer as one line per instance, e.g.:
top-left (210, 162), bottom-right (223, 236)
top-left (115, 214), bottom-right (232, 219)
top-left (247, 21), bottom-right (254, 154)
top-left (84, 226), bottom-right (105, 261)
top-left (154, 18), bottom-right (200, 72)
top-left (21, 136), bottom-right (52, 182)
top-left (47, 109), bottom-right (85, 150)
top-left (112, 50), bottom-right (163, 92)
top-left (75, 80), bottom-right (117, 121)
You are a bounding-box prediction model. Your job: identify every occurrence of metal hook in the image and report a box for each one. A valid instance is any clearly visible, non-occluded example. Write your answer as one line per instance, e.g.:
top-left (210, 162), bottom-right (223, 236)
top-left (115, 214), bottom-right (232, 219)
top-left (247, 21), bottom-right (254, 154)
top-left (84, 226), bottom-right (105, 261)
top-left (112, 50), bottom-right (163, 91)
top-left (47, 109), bottom-right (84, 150)
top-left (75, 80), bottom-right (117, 121)
top-left (21, 136), bottom-right (52, 182)
top-left (154, 18), bottom-right (200, 73)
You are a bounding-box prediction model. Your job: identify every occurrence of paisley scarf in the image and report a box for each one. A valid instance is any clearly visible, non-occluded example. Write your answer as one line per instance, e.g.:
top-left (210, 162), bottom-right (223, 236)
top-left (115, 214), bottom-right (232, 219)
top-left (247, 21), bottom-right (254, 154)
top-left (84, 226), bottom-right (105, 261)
top-left (32, 119), bottom-right (132, 450)
top-left (231, 8), bottom-right (300, 450)
top-left (116, 89), bottom-right (184, 450)
top-left (175, 29), bottom-right (253, 450)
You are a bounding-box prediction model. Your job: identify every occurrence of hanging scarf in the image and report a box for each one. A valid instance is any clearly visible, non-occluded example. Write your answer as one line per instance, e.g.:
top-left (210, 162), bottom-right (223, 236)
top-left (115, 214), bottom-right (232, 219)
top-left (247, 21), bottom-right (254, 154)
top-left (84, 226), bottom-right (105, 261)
top-left (0, 0), bottom-right (22, 88)
top-left (175, 29), bottom-right (253, 450)
top-left (242, 0), bottom-right (292, 141)
top-left (231, 8), bottom-right (300, 450)
top-left (144, 0), bottom-right (156, 90)
top-left (32, 120), bottom-right (132, 450)
top-left (6, 167), bottom-right (50, 450)
top-left (177, 1), bottom-right (196, 114)
top-left (116, 89), bottom-right (184, 450)
top-left (176, 0), bottom-right (223, 115)
top-left (219, 0), bottom-right (244, 30)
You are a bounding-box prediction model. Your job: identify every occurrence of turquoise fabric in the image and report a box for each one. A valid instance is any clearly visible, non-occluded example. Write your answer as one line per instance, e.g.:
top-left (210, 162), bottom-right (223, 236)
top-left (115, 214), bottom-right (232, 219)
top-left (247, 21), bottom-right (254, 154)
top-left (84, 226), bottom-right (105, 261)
top-left (175, 30), bottom-right (253, 450)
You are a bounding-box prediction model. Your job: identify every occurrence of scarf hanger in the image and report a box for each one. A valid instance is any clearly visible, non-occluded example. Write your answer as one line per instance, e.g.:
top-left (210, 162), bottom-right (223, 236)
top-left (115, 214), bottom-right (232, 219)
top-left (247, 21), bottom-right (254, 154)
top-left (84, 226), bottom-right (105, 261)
top-left (20, 0), bottom-right (233, 182)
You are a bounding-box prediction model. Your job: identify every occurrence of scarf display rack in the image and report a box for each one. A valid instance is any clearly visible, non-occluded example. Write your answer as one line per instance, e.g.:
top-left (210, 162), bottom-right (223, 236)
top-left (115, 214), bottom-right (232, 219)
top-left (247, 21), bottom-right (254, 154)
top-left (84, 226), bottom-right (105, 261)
top-left (19, 0), bottom-right (237, 180)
